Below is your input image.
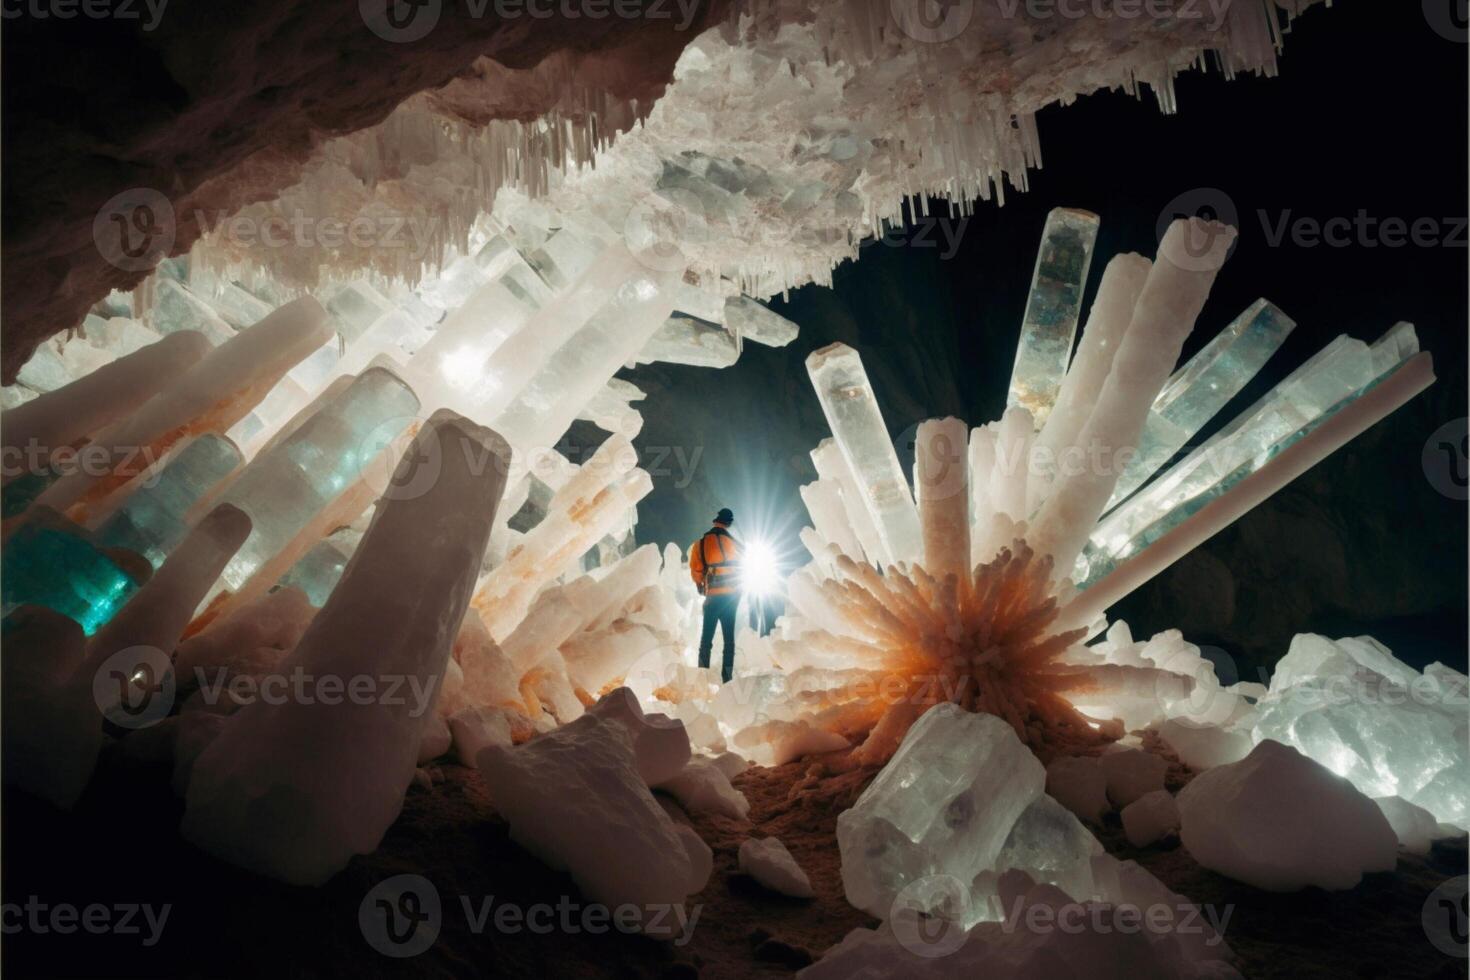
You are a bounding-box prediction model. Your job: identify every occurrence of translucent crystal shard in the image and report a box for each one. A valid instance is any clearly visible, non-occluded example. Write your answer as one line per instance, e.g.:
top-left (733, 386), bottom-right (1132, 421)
top-left (1, 508), bottom-right (143, 634)
top-left (211, 366), bottom-right (420, 593)
top-left (1029, 218), bottom-right (1236, 574)
top-left (724, 296), bottom-right (799, 348)
top-left (183, 413), bottom-right (510, 885)
top-left (810, 438), bottom-right (885, 567)
top-left (492, 268), bottom-right (676, 455)
top-left (1029, 255), bottom-right (1151, 513)
top-left (473, 449), bottom-right (652, 642)
top-left (92, 435), bottom-right (244, 568)
top-left (34, 297), bottom-right (333, 518)
top-left (799, 480), bottom-right (865, 563)
top-left (1107, 299), bottom-right (1295, 508)
top-left (151, 279), bottom-right (236, 346)
top-left (1084, 325), bottom-right (1416, 582)
top-left (277, 527), bottom-right (362, 607)
top-left (89, 504), bottom-right (251, 663)
top-left (2, 331), bottom-right (212, 483)
top-left (1005, 209), bottom-right (1100, 429)
top-left (1065, 344), bottom-right (1434, 627)
top-left (837, 703), bottom-right (1045, 923)
top-left (635, 314), bottom-right (739, 368)
top-left (806, 343), bottom-right (921, 567)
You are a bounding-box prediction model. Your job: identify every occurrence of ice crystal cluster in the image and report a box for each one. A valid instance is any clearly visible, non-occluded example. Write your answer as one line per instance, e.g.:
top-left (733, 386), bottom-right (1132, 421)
top-left (0, 0), bottom-right (1459, 924)
top-left (764, 211), bottom-right (1435, 764)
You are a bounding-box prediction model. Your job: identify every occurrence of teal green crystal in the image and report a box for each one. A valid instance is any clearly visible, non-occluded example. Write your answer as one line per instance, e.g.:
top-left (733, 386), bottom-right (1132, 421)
top-left (276, 528), bottom-right (361, 607)
top-left (93, 434), bottom-right (243, 567)
top-left (214, 366), bottom-right (419, 592)
top-left (2, 471), bottom-right (60, 519)
top-left (2, 512), bottom-right (140, 634)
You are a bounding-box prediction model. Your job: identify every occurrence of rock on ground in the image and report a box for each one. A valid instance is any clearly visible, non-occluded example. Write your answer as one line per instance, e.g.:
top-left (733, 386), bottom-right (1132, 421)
top-left (1177, 739), bottom-right (1397, 891)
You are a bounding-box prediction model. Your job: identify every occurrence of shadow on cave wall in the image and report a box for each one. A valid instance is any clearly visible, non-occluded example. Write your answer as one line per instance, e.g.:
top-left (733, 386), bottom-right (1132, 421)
top-left (625, 0), bottom-right (1468, 679)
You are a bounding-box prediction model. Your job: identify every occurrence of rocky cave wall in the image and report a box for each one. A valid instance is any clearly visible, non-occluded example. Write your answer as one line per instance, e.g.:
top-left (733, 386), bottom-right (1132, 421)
top-left (0, 0), bottom-right (728, 381)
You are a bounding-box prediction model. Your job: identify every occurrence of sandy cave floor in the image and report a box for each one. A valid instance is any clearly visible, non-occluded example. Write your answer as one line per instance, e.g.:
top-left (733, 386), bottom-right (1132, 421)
top-left (2, 736), bottom-right (1465, 979)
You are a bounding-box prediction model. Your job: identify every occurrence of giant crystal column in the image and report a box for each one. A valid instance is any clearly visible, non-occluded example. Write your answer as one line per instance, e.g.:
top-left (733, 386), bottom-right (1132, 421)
top-left (811, 438), bottom-right (884, 567)
top-left (492, 260), bottom-right (678, 455)
top-left (1078, 325), bottom-right (1422, 590)
top-left (806, 343), bottom-right (921, 567)
top-left (1, 507), bottom-right (144, 634)
top-left (799, 480), bottom-right (865, 562)
top-left (5, 504), bottom-right (250, 809)
top-left (2, 331), bottom-right (212, 485)
top-left (1063, 347), bottom-right (1434, 630)
top-left (1005, 208), bottom-right (1100, 430)
top-left (988, 407), bottom-right (1034, 522)
top-left (276, 527), bottom-right (362, 607)
top-left (403, 245), bottom-right (553, 413)
top-left (1027, 218), bottom-right (1237, 575)
top-left (915, 417), bottom-right (971, 582)
top-left (1105, 299), bottom-right (1295, 508)
top-left (1028, 254), bottom-right (1151, 513)
top-left (91, 434), bottom-right (244, 568)
top-left (182, 412), bottom-right (511, 885)
top-left (411, 236), bottom-right (625, 421)
top-left (34, 297), bottom-right (332, 518)
top-left (209, 366), bottom-right (420, 595)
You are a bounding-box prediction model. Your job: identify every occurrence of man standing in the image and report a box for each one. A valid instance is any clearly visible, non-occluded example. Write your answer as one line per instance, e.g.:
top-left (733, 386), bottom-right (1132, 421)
top-left (689, 507), bottom-right (740, 683)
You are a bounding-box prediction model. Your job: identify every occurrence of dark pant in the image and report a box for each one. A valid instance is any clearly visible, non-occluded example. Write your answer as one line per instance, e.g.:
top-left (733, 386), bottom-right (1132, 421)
top-left (698, 592), bottom-right (740, 683)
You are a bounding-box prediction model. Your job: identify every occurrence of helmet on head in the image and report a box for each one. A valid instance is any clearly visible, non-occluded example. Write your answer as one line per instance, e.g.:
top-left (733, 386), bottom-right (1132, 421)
top-left (714, 508), bottom-right (734, 526)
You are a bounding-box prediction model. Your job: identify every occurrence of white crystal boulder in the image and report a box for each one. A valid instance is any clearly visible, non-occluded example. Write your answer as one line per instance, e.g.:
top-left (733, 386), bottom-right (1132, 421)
top-left (476, 707), bottom-right (710, 927)
top-left (1121, 790), bottom-right (1180, 848)
top-left (1177, 739), bottom-right (1397, 891)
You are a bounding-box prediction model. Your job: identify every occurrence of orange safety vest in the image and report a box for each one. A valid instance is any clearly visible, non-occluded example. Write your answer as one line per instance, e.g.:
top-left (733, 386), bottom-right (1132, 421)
top-left (689, 526), bottom-right (740, 596)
